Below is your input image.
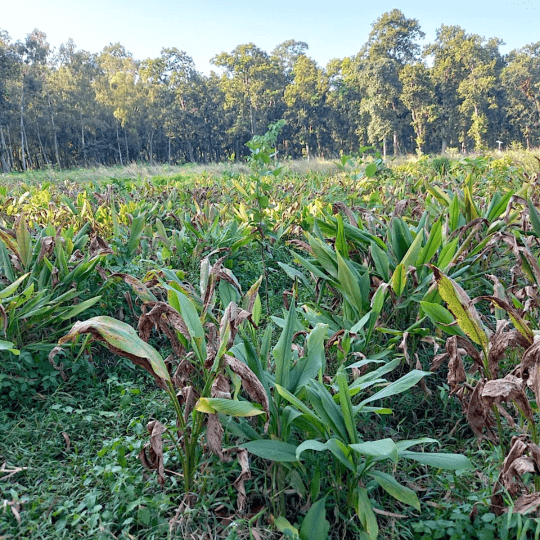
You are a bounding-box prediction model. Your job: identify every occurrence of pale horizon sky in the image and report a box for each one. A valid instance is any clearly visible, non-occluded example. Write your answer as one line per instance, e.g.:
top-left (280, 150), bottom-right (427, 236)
top-left (4, 1), bottom-right (540, 73)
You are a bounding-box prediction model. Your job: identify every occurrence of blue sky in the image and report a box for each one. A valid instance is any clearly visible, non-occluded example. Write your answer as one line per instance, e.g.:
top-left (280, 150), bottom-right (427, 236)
top-left (7, 0), bottom-right (540, 73)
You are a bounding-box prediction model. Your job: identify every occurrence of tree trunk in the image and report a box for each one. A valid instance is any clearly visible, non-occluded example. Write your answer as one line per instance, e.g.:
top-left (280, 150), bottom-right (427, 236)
top-left (20, 82), bottom-right (26, 171)
top-left (48, 96), bottom-right (61, 169)
top-left (187, 139), bottom-right (195, 163)
top-left (6, 126), bottom-right (15, 168)
top-left (393, 131), bottom-right (400, 156)
top-left (441, 138), bottom-right (447, 154)
top-left (116, 125), bottom-right (124, 166)
top-left (80, 112), bottom-right (86, 165)
top-left (124, 128), bottom-right (129, 163)
top-left (35, 121), bottom-right (50, 166)
top-left (0, 126), bottom-right (10, 173)
top-left (23, 124), bottom-right (32, 169)
top-left (382, 139), bottom-right (387, 159)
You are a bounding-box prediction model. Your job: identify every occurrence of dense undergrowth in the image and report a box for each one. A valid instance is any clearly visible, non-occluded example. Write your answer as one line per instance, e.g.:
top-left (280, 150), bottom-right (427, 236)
top-left (3, 150), bottom-right (540, 539)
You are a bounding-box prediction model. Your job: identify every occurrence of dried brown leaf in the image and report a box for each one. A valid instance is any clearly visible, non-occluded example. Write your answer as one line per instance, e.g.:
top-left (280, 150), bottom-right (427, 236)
top-left (398, 331), bottom-right (411, 366)
top-left (0, 304), bottom-right (7, 335)
top-left (482, 374), bottom-right (534, 423)
top-left (233, 448), bottom-right (251, 512)
top-left (138, 301), bottom-right (190, 359)
top-left (446, 337), bottom-right (467, 388)
top-left (89, 236), bottom-right (113, 258)
top-left (466, 379), bottom-right (497, 442)
top-left (38, 236), bottom-right (55, 262)
top-left (207, 413), bottom-right (230, 462)
top-left (62, 432), bottom-right (71, 451)
top-left (177, 385), bottom-right (198, 423)
top-left (512, 493), bottom-right (540, 515)
top-left (212, 374), bottom-right (231, 399)
top-left (520, 339), bottom-right (540, 411)
top-left (225, 355), bottom-right (270, 432)
top-left (332, 201), bottom-right (358, 227)
top-left (499, 435), bottom-right (529, 497)
top-left (48, 346), bottom-right (68, 381)
top-left (138, 420), bottom-right (167, 486)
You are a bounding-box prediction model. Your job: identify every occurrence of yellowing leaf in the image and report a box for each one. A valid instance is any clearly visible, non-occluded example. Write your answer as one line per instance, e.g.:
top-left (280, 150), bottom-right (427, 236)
top-left (430, 266), bottom-right (489, 350)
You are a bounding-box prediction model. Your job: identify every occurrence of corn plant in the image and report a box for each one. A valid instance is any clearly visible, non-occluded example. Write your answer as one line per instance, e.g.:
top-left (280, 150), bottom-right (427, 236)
top-left (228, 299), bottom-right (472, 539)
top-left (59, 257), bottom-right (269, 508)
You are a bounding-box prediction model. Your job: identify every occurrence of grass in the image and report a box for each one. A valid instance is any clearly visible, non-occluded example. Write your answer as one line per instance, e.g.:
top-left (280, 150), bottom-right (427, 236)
top-left (1, 370), bottom-right (279, 539)
top-left (4, 151), bottom-right (540, 538)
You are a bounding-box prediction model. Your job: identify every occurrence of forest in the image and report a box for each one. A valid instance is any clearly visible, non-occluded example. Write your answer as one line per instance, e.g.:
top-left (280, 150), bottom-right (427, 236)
top-left (1, 9), bottom-right (540, 171)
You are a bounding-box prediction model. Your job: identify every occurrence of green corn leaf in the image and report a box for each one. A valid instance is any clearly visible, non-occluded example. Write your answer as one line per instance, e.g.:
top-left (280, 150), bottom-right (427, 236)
top-left (436, 238), bottom-right (459, 270)
top-left (300, 497), bottom-right (330, 540)
top-left (349, 438), bottom-right (399, 463)
top-left (391, 263), bottom-right (407, 296)
top-left (390, 217), bottom-right (412, 263)
top-left (274, 301), bottom-right (296, 391)
top-left (337, 252), bottom-right (363, 314)
top-left (275, 384), bottom-right (326, 436)
top-left (420, 301), bottom-right (464, 336)
top-left (289, 323), bottom-right (327, 394)
top-left (370, 241), bottom-right (390, 282)
top-left (368, 470), bottom-right (420, 510)
top-left (306, 380), bottom-right (349, 442)
top-left (126, 213), bottom-right (145, 259)
top-left (417, 218), bottom-right (442, 267)
top-left (335, 214), bottom-right (349, 258)
top-left (0, 339), bottom-right (19, 355)
top-left (395, 438), bottom-right (439, 452)
top-left (424, 179), bottom-right (451, 206)
top-left (401, 229), bottom-right (424, 270)
top-left (356, 487), bottom-right (379, 540)
top-left (61, 296), bottom-right (102, 321)
top-left (0, 273), bottom-right (29, 299)
top-left (358, 370), bottom-right (429, 408)
top-left (449, 195), bottom-right (460, 231)
top-left (464, 180), bottom-right (479, 222)
top-left (274, 517), bottom-right (300, 539)
top-left (171, 288), bottom-right (206, 363)
top-left (308, 233), bottom-right (338, 279)
top-left (336, 370), bottom-right (358, 444)
top-left (0, 241), bottom-right (15, 282)
top-left (400, 450), bottom-right (473, 470)
top-left (430, 265), bottom-right (490, 349)
top-left (528, 199), bottom-right (540, 238)
top-left (486, 191), bottom-right (513, 222)
top-left (195, 397), bottom-right (264, 417)
top-left (240, 440), bottom-right (299, 462)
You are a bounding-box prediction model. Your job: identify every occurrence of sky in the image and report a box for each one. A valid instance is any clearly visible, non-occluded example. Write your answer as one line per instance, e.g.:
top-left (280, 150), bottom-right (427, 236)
top-left (4, 0), bottom-right (540, 73)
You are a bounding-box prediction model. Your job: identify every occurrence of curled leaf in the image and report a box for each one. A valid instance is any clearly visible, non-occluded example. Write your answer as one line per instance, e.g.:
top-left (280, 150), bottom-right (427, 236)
top-left (60, 316), bottom-right (170, 389)
top-left (482, 375), bottom-right (534, 423)
top-left (138, 420), bottom-right (167, 486)
top-left (225, 355), bottom-right (270, 432)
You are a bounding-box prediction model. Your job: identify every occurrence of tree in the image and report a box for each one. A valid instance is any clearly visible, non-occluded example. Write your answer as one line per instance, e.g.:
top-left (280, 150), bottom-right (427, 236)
top-left (358, 58), bottom-right (403, 157)
top-left (212, 44), bottom-right (284, 150)
top-left (399, 63), bottom-right (438, 154)
top-left (426, 26), bottom-right (500, 152)
top-left (502, 42), bottom-right (540, 149)
top-left (364, 9), bottom-right (425, 66)
top-left (284, 55), bottom-right (328, 159)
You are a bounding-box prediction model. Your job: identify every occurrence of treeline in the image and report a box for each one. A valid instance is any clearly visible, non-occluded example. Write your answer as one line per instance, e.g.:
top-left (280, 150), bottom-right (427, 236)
top-left (1, 9), bottom-right (540, 171)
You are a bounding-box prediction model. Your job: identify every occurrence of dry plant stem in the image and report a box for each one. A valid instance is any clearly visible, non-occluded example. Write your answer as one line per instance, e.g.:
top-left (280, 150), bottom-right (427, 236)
top-left (480, 345), bottom-right (507, 456)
